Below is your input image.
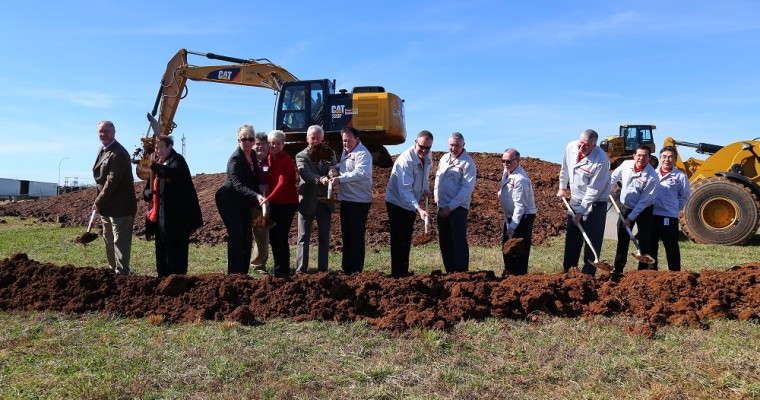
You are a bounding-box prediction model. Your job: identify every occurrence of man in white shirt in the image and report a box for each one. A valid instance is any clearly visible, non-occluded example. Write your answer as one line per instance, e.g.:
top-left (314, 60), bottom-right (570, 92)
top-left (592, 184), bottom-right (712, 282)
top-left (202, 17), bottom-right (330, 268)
top-left (385, 130), bottom-right (433, 277)
top-left (650, 146), bottom-right (690, 271)
top-left (610, 145), bottom-right (657, 274)
top-left (434, 132), bottom-right (477, 272)
top-left (498, 148), bottom-right (537, 276)
top-left (557, 129), bottom-right (612, 275)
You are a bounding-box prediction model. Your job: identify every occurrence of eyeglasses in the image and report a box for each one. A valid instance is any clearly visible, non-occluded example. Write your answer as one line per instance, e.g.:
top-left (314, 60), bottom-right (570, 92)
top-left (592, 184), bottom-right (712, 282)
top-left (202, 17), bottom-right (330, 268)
top-left (416, 143), bottom-right (432, 151)
top-left (501, 159), bottom-right (517, 165)
top-left (239, 137), bottom-right (255, 142)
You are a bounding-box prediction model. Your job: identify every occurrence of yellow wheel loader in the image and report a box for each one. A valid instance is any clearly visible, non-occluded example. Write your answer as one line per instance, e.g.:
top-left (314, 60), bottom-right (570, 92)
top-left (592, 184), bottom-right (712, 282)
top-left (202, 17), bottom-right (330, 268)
top-left (664, 136), bottom-right (760, 245)
top-left (599, 124), bottom-right (658, 169)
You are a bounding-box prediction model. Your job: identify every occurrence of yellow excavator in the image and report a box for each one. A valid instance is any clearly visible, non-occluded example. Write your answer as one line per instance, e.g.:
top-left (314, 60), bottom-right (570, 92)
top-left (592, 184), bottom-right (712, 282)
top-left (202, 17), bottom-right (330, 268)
top-left (132, 49), bottom-right (407, 179)
top-left (664, 136), bottom-right (760, 245)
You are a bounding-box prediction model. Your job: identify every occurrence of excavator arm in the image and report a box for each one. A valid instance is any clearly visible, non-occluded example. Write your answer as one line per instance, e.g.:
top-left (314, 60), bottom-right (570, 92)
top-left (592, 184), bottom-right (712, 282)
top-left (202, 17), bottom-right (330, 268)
top-left (133, 49), bottom-right (299, 180)
top-left (155, 49), bottom-right (298, 137)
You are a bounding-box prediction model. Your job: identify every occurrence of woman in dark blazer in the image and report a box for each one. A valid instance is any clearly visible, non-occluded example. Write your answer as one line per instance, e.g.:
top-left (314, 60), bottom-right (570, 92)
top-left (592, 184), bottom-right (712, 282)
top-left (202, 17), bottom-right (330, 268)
top-left (215, 125), bottom-right (267, 274)
top-left (143, 135), bottom-right (203, 277)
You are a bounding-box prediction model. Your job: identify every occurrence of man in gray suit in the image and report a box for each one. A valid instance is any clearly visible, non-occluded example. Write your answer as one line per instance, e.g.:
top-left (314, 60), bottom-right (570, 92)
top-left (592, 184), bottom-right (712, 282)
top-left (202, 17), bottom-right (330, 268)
top-left (93, 120), bottom-right (137, 276)
top-left (295, 125), bottom-right (337, 273)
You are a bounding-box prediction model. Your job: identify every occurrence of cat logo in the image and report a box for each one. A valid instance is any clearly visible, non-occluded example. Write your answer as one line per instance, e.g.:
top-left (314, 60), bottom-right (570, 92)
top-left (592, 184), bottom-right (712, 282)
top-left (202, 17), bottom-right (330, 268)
top-left (331, 105), bottom-right (345, 119)
top-left (207, 68), bottom-right (240, 81)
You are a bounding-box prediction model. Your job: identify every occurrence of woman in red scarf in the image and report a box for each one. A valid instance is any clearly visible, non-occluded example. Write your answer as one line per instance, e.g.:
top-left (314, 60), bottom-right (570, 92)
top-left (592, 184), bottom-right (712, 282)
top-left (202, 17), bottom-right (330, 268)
top-left (143, 135), bottom-right (203, 277)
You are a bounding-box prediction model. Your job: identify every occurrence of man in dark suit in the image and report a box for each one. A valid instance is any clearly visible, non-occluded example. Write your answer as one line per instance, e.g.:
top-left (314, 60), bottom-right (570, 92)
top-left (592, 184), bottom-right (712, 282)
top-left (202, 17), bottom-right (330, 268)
top-left (93, 120), bottom-right (137, 276)
top-left (295, 125), bottom-right (337, 273)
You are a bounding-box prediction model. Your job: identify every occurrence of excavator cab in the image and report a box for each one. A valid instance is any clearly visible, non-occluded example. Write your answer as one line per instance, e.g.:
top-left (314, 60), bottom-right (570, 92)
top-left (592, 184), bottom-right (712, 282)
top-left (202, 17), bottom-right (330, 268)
top-left (277, 80), bottom-right (332, 131)
top-left (276, 80), bottom-right (406, 166)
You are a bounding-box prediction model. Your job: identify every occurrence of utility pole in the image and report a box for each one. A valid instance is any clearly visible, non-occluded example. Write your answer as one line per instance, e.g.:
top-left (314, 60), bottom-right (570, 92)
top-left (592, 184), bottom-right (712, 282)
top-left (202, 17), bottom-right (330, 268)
top-left (182, 133), bottom-right (186, 156)
top-left (57, 157), bottom-right (70, 195)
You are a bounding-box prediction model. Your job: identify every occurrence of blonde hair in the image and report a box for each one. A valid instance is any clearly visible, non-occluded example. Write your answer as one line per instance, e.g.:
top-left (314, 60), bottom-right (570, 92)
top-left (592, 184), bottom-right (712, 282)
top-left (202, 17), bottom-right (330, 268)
top-left (237, 124), bottom-right (255, 140)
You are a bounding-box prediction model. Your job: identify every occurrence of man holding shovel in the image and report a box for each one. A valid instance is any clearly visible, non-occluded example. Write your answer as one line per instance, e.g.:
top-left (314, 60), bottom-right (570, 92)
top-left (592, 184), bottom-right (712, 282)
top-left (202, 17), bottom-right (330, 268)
top-left (557, 129), bottom-right (611, 275)
top-left (610, 145), bottom-right (657, 274)
top-left (295, 125), bottom-right (337, 273)
top-left (498, 148), bottom-right (536, 276)
top-left (92, 120), bottom-right (137, 276)
top-left (385, 130), bottom-right (434, 278)
top-left (434, 132), bottom-right (477, 273)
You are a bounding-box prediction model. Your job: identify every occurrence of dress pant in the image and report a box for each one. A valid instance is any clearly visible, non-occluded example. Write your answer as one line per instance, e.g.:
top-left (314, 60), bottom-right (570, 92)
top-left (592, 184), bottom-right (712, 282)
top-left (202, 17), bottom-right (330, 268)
top-left (269, 203), bottom-right (297, 277)
top-left (340, 200), bottom-right (371, 274)
top-left (217, 201), bottom-right (252, 275)
top-left (614, 205), bottom-right (653, 273)
top-left (155, 227), bottom-right (190, 277)
top-left (437, 206), bottom-right (469, 273)
top-left (502, 214), bottom-right (535, 276)
top-left (563, 201), bottom-right (606, 275)
top-left (650, 215), bottom-right (681, 271)
top-left (296, 202), bottom-right (332, 272)
top-left (387, 201), bottom-right (417, 277)
top-left (251, 206), bottom-right (269, 269)
top-left (101, 214), bottom-right (134, 275)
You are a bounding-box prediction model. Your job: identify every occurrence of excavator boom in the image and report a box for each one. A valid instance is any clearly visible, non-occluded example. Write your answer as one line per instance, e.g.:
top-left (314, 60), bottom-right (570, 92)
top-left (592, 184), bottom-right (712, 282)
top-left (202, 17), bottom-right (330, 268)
top-left (155, 48), bottom-right (298, 137)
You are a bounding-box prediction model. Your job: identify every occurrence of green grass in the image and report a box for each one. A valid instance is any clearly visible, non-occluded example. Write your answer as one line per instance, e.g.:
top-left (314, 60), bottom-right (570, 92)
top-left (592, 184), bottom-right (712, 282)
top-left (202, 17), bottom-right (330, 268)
top-left (1, 217), bottom-right (759, 398)
top-left (2, 217), bottom-right (757, 276)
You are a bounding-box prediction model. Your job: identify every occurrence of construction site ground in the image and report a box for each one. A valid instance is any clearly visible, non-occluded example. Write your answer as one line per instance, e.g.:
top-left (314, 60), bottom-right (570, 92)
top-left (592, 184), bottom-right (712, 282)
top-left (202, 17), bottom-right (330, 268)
top-left (1, 152), bottom-right (758, 336)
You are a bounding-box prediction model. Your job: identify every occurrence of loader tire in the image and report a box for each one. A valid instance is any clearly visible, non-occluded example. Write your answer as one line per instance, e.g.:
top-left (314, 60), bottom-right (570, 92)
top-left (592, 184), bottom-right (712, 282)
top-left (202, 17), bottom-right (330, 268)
top-left (680, 177), bottom-right (760, 245)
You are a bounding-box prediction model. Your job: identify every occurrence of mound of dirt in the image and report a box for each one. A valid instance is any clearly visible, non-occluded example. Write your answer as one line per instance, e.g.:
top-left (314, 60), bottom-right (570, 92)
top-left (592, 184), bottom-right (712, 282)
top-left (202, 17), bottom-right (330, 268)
top-left (0, 152), bottom-right (566, 249)
top-left (1, 254), bottom-right (757, 334)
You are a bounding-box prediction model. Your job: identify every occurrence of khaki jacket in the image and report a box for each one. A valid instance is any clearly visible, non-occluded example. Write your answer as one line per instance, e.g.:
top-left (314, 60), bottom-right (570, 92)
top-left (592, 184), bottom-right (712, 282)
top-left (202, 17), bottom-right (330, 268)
top-left (93, 140), bottom-right (137, 217)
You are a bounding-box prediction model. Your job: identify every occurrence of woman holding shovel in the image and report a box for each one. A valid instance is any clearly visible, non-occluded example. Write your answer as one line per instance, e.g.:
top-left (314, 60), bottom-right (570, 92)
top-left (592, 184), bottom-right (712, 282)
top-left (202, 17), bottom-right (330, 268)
top-left (143, 135), bottom-right (203, 277)
top-left (215, 125), bottom-right (267, 275)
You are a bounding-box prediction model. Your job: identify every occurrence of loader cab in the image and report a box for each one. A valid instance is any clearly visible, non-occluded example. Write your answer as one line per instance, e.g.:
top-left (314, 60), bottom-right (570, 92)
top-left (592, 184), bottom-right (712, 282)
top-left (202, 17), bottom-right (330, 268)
top-left (620, 124), bottom-right (656, 153)
top-left (276, 79), bottom-right (334, 132)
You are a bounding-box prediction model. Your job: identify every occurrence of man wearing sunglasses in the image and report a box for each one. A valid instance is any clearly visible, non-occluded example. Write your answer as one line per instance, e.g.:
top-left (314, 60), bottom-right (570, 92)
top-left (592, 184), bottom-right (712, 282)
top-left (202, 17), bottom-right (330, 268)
top-left (385, 130), bottom-right (434, 277)
top-left (434, 132), bottom-right (477, 273)
top-left (498, 148), bottom-right (536, 276)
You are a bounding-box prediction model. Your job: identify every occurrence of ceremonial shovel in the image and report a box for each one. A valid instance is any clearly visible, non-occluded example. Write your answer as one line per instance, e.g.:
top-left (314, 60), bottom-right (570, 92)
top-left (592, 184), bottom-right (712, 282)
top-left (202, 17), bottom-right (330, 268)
top-left (561, 197), bottom-right (611, 272)
top-left (75, 210), bottom-right (99, 244)
top-left (608, 194), bottom-right (656, 265)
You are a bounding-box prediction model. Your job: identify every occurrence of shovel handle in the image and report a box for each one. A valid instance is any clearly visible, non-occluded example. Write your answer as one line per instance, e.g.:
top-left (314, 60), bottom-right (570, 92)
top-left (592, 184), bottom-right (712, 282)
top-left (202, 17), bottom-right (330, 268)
top-left (609, 195), bottom-right (643, 251)
top-left (86, 210), bottom-right (97, 233)
top-left (561, 197), bottom-right (602, 263)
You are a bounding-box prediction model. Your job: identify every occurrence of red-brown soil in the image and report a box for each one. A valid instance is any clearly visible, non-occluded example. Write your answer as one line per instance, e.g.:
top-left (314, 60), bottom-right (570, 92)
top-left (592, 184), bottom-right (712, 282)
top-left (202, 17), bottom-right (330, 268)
top-left (1, 254), bottom-right (757, 335)
top-left (1, 152), bottom-right (758, 335)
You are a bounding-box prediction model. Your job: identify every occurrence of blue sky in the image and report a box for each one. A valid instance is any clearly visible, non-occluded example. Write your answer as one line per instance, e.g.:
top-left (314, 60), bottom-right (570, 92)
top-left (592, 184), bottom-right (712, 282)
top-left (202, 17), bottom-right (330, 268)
top-left (2, 0), bottom-right (760, 185)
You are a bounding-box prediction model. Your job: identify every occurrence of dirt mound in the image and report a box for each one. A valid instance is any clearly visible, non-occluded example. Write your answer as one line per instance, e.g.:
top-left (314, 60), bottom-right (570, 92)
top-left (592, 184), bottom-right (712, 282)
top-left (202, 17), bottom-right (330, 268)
top-left (0, 152), bottom-right (566, 249)
top-left (1, 254), bottom-right (757, 334)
